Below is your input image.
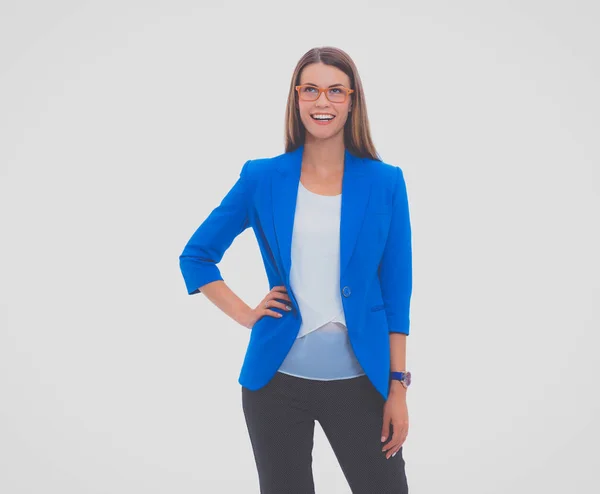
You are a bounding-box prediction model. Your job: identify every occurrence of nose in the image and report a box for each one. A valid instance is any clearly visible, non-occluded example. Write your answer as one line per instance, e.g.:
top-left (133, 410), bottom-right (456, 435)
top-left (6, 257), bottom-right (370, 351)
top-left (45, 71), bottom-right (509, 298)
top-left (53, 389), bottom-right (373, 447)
top-left (315, 91), bottom-right (330, 106)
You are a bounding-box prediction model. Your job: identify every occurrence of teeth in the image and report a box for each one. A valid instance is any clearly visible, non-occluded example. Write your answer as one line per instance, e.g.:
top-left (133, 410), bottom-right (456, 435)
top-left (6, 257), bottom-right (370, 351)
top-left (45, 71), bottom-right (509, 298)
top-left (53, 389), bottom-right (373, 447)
top-left (312, 114), bottom-right (334, 120)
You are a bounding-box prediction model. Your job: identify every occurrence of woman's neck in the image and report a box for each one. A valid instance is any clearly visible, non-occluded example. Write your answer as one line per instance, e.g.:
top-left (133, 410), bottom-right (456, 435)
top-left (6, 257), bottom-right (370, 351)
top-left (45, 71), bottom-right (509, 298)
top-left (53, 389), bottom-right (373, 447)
top-left (302, 136), bottom-right (345, 175)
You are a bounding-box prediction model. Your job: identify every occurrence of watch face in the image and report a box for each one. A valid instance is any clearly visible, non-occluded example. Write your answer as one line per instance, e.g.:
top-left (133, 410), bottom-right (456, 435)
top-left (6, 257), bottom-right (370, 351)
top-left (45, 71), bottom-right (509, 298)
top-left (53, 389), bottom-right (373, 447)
top-left (404, 372), bottom-right (412, 386)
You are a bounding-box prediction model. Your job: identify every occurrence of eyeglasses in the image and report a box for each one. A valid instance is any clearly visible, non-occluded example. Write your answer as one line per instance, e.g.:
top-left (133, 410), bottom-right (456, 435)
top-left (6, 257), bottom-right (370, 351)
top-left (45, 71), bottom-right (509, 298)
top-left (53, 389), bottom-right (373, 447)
top-left (295, 84), bottom-right (354, 103)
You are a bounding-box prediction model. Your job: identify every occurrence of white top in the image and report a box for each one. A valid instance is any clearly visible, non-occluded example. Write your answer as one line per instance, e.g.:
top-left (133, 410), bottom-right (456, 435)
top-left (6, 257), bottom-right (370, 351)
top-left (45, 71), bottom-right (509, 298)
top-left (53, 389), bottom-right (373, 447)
top-left (277, 180), bottom-right (365, 380)
top-left (289, 181), bottom-right (347, 338)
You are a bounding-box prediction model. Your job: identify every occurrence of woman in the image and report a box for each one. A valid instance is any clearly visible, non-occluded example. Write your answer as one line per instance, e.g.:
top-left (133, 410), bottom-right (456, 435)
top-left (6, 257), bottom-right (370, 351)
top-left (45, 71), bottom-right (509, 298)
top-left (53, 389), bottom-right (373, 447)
top-left (179, 46), bottom-right (413, 493)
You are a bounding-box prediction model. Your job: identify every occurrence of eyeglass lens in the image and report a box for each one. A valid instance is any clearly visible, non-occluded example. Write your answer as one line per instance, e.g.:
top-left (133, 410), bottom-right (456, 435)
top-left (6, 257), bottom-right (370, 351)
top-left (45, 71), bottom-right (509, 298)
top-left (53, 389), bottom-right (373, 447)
top-left (299, 86), bottom-right (348, 103)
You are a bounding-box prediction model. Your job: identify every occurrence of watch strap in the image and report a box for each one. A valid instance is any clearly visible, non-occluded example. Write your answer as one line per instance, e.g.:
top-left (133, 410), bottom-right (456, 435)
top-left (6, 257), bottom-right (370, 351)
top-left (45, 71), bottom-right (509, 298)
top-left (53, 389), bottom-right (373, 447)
top-left (389, 371), bottom-right (412, 388)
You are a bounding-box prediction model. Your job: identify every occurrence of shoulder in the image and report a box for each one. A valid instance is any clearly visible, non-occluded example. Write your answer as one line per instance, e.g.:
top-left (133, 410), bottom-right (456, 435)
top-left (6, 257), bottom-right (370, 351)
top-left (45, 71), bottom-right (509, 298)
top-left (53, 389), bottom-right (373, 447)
top-left (240, 149), bottom-right (287, 180)
top-left (363, 157), bottom-right (406, 188)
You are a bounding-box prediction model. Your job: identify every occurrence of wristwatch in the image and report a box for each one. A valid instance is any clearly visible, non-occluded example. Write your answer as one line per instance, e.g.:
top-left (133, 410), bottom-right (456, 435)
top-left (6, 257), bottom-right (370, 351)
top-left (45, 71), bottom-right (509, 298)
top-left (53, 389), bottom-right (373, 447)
top-left (390, 371), bottom-right (412, 389)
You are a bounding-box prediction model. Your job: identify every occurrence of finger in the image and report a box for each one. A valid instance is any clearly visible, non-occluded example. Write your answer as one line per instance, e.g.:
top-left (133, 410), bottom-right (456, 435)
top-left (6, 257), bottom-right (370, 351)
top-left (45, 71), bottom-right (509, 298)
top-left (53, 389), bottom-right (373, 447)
top-left (389, 445), bottom-right (403, 459)
top-left (383, 439), bottom-right (400, 458)
top-left (264, 299), bottom-right (292, 312)
top-left (263, 309), bottom-right (283, 318)
top-left (382, 436), bottom-right (396, 452)
top-left (384, 425), bottom-right (407, 448)
top-left (384, 438), bottom-right (401, 457)
top-left (271, 300), bottom-right (293, 311)
top-left (387, 433), bottom-right (408, 458)
top-left (265, 292), bottom-right (292, 302)
top-left (380, 417), bottom-right (391, 443)
top-left (400, 431), bottom-right (408, 444)
top-left (382, 424), bottom-right (399, 452)
top-left (271, 293), bottom-right (292, 303)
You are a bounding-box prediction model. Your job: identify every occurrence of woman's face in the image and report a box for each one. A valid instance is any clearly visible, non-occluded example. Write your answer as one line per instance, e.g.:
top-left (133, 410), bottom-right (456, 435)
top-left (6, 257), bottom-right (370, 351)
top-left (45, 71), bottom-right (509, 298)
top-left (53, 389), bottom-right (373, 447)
top-left (297, 62), bottom-right (352, 142)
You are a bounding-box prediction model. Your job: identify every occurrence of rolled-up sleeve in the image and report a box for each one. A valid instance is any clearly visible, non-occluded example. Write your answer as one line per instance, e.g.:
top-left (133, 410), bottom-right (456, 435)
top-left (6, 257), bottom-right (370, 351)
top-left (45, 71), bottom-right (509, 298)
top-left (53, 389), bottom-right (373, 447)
top-left (378, 166), bottom-right (413, 334)
top-left (179, 159), bottom-right (254, 295)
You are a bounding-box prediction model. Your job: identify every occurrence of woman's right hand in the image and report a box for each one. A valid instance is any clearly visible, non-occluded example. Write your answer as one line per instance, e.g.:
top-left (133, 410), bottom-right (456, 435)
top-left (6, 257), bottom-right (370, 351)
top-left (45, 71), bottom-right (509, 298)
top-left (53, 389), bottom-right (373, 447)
top-left (244, 286), bottom-right (293, 329)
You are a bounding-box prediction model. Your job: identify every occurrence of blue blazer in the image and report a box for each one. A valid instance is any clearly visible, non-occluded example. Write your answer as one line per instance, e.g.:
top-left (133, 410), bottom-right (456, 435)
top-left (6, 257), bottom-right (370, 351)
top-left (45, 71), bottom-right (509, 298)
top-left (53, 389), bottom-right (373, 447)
top-left (179, 144), bottom-right (412, 400)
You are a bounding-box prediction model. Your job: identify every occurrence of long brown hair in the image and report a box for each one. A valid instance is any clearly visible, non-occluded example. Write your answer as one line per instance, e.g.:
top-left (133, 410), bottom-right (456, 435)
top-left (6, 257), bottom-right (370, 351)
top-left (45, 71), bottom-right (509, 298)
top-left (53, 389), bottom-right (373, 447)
top-left (284, 46), bottom-right (381, 161)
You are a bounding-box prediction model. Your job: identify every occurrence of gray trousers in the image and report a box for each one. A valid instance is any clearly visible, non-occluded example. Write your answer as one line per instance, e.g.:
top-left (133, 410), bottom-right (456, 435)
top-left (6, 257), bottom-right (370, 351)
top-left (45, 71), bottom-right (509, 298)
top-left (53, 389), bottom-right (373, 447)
top-left (241, 371), bottom-right (409, 493)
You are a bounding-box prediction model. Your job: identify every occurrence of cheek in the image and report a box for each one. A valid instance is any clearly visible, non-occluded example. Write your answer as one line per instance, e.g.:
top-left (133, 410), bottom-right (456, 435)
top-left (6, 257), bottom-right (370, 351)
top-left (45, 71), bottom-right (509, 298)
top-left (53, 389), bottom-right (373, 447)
top-left (298, 107), bottom-right (311, 124)
top-left (334, 104), bottom-right (350, 122)
top-left (335, 112), bottom-right (350, 128)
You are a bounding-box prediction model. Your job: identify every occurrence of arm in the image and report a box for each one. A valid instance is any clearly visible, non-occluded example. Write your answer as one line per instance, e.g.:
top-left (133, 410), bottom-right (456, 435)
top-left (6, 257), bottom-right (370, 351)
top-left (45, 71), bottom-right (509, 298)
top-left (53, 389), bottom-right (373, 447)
top-left (179, 159), bottom-right (254, 296)
top-left (196, 280), bottom-right (255, 329)
top-left (389, 333), bottom-right (407, 396)
top-left (378, 166), bottom-right (413, 395)
top-left (378, 165), bottom-right (413, 335)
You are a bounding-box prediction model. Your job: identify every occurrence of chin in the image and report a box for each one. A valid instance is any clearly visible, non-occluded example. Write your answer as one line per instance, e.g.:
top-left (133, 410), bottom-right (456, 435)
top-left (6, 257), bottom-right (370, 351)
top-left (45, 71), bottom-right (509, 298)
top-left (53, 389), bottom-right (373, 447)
top-left (307, 130), bottom-right (338, 141)
top-left (307, 124), bottom-right (341, 136)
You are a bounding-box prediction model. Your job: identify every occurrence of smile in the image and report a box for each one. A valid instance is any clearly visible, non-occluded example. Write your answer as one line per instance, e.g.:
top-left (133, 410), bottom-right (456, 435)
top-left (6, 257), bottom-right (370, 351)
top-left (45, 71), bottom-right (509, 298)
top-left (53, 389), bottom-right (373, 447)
top-left (311, 113), bottom-right (336, 124)
top-left (311, 113), bottom-right (335, 120)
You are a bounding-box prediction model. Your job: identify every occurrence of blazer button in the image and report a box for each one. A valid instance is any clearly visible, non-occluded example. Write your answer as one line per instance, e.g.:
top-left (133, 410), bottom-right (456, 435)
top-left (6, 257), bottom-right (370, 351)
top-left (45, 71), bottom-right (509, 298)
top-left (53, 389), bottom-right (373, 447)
top-left (342, 286), bottom-right (352, 297)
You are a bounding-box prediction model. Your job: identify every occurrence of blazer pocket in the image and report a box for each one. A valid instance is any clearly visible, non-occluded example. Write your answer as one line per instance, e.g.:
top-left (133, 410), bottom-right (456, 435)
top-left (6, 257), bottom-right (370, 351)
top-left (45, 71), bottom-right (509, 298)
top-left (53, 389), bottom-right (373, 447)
top-left (370, 304), bottom-right (385, 312)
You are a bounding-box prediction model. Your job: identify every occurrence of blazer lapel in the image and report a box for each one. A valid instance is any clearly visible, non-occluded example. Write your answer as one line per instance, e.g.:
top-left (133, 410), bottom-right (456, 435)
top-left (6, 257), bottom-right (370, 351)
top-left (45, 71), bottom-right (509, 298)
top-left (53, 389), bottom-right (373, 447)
top-left (271, 146), bottom-right (302, 288)
top-left (271, 145), bottom-right (372, 289)
top-left (339, 149), bottom-right (371, 276)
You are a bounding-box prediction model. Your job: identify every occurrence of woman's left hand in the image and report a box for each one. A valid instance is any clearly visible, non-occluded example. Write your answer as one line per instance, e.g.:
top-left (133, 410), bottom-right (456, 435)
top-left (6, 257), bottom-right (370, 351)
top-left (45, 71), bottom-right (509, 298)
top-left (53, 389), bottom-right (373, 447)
top-left (380, 391), bottom-right (409, 459)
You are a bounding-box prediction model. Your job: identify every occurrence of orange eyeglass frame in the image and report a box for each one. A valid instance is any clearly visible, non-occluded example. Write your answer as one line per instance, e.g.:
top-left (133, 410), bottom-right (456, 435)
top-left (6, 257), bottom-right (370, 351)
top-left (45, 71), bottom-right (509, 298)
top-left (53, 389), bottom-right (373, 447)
top-left (295, 85), bottom-right (355, 103)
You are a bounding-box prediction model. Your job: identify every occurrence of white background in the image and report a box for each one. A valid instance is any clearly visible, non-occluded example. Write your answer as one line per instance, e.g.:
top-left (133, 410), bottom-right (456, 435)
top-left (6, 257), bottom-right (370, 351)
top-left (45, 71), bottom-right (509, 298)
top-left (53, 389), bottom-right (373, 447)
top-left (1, 1), bottom-right (599, 493)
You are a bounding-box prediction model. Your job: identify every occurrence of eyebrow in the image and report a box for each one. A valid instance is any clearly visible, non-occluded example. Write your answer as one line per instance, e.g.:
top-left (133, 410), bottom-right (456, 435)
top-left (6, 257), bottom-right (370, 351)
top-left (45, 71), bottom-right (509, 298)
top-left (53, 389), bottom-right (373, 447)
top-left (302, 82), bottom-right (346, 88)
